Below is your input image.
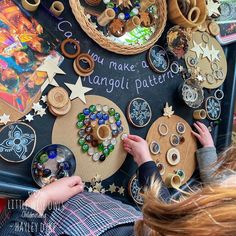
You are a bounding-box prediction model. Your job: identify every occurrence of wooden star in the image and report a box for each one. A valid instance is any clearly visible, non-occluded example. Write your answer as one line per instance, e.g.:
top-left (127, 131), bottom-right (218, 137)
top-left (190, 41), bottom-right (203, 59)
top-left (94, 182), bottom-right (102, 192)
top-left (25, 113), bottom-right (34, 122)
top-left (32, 102), bottom-right (42, 112)
top-left (94, 174), bottom-right (102, 182)
top-left (201, 44), bottom-right (212, 61)
top-left (37, 60), bottom-right (65, 91)
top-left (206, 0), bottom-right (221, 17)
top-left (196, 74), bottom-right (205, 82)
top-left (163, 103), bottom-right (174, 118)
top-left (41, 95), bottom-right (47, 103)
top-left (65, 77), bottom-right (92, 104)
top-left (210, 45), bottom-right (220, 62)
top-left (118, 186), bottom-right (125, 195)
top-left (0, 113), bottom-right (10, 125)
top-left (109, 183), bottom-right (117, 193)
top-left (37, 107), bottom-right (46, 117)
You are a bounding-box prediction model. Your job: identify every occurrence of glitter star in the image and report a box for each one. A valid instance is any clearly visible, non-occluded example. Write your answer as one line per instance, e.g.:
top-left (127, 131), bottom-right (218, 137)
top-left (109, 183), bottom-right (117, 193)
top-left (201, 44), bottom-right (212, 61)
top-left (0, 113), bottom-right (10, 125)
top-left (37, 108), bottom-right (46, 117)
top-left (190, 40), bottom-right (203, 59)
top-left (118, 186), bottom-right (125, 195)
top-left (94, 182), bottom-right (102, 192)
top-left (206, 0), bottom-right (221, 17)
top-left (210, 44), bottom-right (220, 62)
top-left (41, 95), bottom-right (47, 103)
top-left (32, 102), bottom-right (42, 112)
top-left (25, 114), bottom-right (34, 122)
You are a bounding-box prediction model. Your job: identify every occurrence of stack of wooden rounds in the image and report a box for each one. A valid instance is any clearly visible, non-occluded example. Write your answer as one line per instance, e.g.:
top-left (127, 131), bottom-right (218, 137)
top-left (47, 87), bottom-right (71, 116)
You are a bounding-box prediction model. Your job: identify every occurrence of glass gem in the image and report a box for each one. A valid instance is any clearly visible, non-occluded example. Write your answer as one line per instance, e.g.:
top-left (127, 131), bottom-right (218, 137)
top-left (91, 139), bottom-right (99, 147)
top-left (83, 108), bottom-right (90, 116)
top-left (103, 105), bottom-right (109, 112)
top-left (112, 130), bottom-right (119, 137)
top-left (116, 120), bottom-right (122, 127)
top-left (91, 120), bottom-right (97, 127)
top-left (111, 138), bottom-right (117, 145)
top-left (39, 154), bottom-right (48, 164)
top-left (108, 108), bottom-right (115, 116)
top-left (98, 143), bottom-right (104, 152)
top-left (111, 124), bottom-right (117, 130)
top-left (90, 113), bottom-right (97, 120)
top-left (88, 147), bottom-right (95, 156)
top-left (103, 113), bottom-right (109, 121)
top-left (109, 116), bottom-right (115, 124)
top-left (98, 119), bottom-right (105, 125)
top-left (103, 139), bottom-right (110, 147)
top-left (125, 13), bottom-right (130, 20)
top-left (89, 105), bottom-right (96, 113)
top-left (78, 129), bottom-right (86, 138)
top-left (99, 154), bottom-right (106, 161)
top-left (85, 134), bottom-right (93, 143)
top-left (57, 170), bottom-right (66, 179)
top-left (108, 144), bottom-right (114, 152)
top-left (121, 133), bottom-right (128, 140)
top-left (114, 112), bottom-right (120, 121)
top-left (36, 163), bottom-right (43, 170)
top-left (78, 138), bottom-right (86, 146)
top-left (118, 126), bottom-right (124, 133)
top-left (48, 150), bottom-right (57, 159)
top-left (84, 118), bottom-right (91, 126)
top-left (96, 104), bottom-right (102, 111)
top-left (57, 155), bottom-right (65, 163)
top-left (63, 161), bottom-right (70, 170)
top-left (92, 152), bottom-right (100, 161)
top-left (96, 112), bottom-right (103, 119)
top-left (107, 2), bottom-right (114, 8)
top-left (77, 121), bottom-right (84, 129)
top-left (85, 126), bottom-right (93, 134)
top-left (113, 7), bottom-right (119, 13)
top-left (82, 144), bottom-right (89, 153)
top-left (78, 113), bottom-right (86, 122)
top-left (103, 148), bottom-right (110, 157)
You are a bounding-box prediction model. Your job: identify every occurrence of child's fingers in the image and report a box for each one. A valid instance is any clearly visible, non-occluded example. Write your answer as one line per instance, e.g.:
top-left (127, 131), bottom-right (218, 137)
top-left (123, 138), bottom-right (136, 147)
top-left (124, 146), bottom-right (132, 153)
top-left (123, 144), bottom-right (131, 149)
top-left (193, 123), bottom-right (203, 134)
top-left (127, 135), bottom-right (143, 142)
top-left (196, 121), bottom-right (208, 132)
top-left (191, 130), bottom-right (201, 140)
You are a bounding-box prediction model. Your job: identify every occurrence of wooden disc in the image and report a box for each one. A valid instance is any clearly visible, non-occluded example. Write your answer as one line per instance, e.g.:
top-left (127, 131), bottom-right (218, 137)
top-left (52, 95), bottom-right (129, 182)
top-left (146, 115), bottom-right (197, 186)
top-left (49, 100), bottom-right (72, 116)
top-left (47, 87), bottom-right (69, 109)
top-left (208, 22), bottom-right (220, 36)
top-left (185, 32), bottom-right (227, 89)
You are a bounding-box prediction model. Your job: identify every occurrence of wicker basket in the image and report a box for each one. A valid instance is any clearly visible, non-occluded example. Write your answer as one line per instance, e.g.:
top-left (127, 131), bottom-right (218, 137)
top-left (69, 0), bottom-right (167, 55)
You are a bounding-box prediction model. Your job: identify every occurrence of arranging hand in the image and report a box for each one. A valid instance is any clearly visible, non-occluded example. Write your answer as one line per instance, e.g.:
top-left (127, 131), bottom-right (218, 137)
top-left (191, 121), bottom-right (215, 148)
top-left (123, 135), bottom-right (152, 167)
top-left (24, 176), bottom-right (84, 215)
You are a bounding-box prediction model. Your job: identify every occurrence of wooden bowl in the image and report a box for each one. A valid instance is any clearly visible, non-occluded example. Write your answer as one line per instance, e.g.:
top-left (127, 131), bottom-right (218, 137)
top-left (168, 0), bottom-right (207, 28)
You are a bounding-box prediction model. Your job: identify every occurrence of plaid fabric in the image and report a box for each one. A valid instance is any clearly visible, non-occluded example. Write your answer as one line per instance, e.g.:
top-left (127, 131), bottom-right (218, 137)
top-left (39, 192), bottom-right (142, 236)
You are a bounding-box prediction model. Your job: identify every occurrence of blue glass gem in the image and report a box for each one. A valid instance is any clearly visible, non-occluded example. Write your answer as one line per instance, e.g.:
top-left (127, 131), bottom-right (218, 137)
top-left (135, 3), bottom-right (140, 8)
top-left (125, 13), bottom-right (130, 20)
top-left (48, 150), bottom-right (57, 159)
top-left (90, 113), bottom-right (97, 120)
top-left (63, 161), bottom-right (70, 170)
top-left (96, 112), bottom-right (103, 119)
top-left (98, 119), bottom-right (105, 125)
top-left (83, 108), bottom-right (90, 116)
top-left (103, 113), bottom-right (109, 121)
top-left (116, 120), bottom-right (122, 127)
top-left (113, 7), bottom-right (119, 13)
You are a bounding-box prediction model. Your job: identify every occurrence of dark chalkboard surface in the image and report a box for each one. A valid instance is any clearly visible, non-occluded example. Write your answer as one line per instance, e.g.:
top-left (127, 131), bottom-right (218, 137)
top-left (0, 0), bottom-right (235, 202)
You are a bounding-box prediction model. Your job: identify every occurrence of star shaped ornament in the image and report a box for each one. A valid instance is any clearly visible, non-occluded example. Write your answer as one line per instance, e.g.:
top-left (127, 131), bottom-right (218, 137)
top-left (109, 183), bottom-right (117, 193)
top-left (32, 102), bottom-right (42, 112)
top-left (41, 95), bottom-right (47, 103)
top-left (206, 0), bottom-right (221, 17)
top-left (65, 77), bottom-right (92, 104)
top-left (37, 60), bottom-right (65, 91)
top-left (25, 113), bottom-right (34, 122)
top-left (37, 108), bottom-right (47, 117)
top-left (210, 45), bottom-right (220, 62)
top-left (201, 44), bottom-right (212, 61)
top-left (163, 103), bottom-right (174, 118)
top-left (190, 41), bottom-right (203, 59)
top-left (118, 186), bottom-right (125, 195)
top-left (0, 113), bottom-right (10, 125)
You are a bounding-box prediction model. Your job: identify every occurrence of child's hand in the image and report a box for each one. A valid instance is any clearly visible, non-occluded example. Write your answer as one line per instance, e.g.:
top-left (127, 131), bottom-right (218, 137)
top-left (191, 121), bottom-right (215, 148)
top-left (123, 135), bottom-right (152, 167)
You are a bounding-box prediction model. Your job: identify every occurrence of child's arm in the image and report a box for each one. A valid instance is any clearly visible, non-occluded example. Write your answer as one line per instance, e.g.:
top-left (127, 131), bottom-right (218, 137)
top-left (191, 121), bottom-right (218, 184)
top-left (123, 135), bottom-right (171, 202)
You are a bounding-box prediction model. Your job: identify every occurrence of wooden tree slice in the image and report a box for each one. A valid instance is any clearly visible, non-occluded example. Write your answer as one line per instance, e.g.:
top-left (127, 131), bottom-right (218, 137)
top-left (52, 95), bottom-right (129, 182)
top-left (146, 115), bottom-right (197, 186)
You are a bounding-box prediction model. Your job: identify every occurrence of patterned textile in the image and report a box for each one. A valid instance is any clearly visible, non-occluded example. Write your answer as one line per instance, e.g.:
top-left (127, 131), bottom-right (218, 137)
top-left (39, 192), bottom-right (142, 236)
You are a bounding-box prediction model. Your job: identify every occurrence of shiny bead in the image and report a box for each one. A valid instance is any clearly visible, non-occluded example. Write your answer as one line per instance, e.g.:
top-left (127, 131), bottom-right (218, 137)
top-left (85, 126), bottom-right (93, 134)
top-left (114, 112), bottom-right (120, 121)
top-left (108, 108), bottom-right (115, 116)
top-left (131, 8), bottom-right (139, 16)
top-left (103, 148), bottom-right (110, 157)
top-left (78, 138), bottom-right (86, 146)
top-left (112, 130), bottom-right (119, 137)
top-left (91, 120), bottom-right (97, 127)
top-left (92, 152), bottom-right (100, 161)
top-left (103, 113), bottom-right (109, 121)
top-left (96, 104), bottom-right (102, 111)
top-left (103, 105), bottom-right (109, 112)
top-left (48, 150), bottom-right (57, 159)
top-left (89, 105), bottom-right (96, 113)
top-left (83, 108), bottom-right (90, 116)
top-left (82, 144), bottom-right (89, 153)
top-left (109, 116), bottom-right (115, 124)
top-left (98, 143), bottom-right (104, 152)
top-left (99, 154), bottom-right (106, 161)
top-left (98, 119), bottom-right (105, 125)
top-left (107, 2), bottom-right (114, 8)
top-left (108, 144), bottom-right (114, 152)
top-left (118, 13), bottom-right (125, 20)
top-left (78, 113), bottom-right (86, 122)
top-left (77, 121), bottom-right (84, 129)
top-left (111, 138), bottom-right (117, 145)
top-left (39, 154), bottom-right (48, 164)
top-left (36, 163), bottom-right (44, 170)
top-left (125, 13), bottom-right (130, 20)
top-left (90, 113), bottom-right (97, 120)
top-left (103, 0), bottom-right (110, 4)
top-left (84, 118), bottom-right (91, 126)
top-left (57, 170), bottom-right (66, 179)
top-left (78, 129), bottom-right (86, 138)
top-left (91, 139), bottom-right (99, 147)
top-left (103, 139), bottom-right (110, 147)
top-left (116, 120), bottom-right (121, 127)
top-left (88, 147), bottom-right (95, 156)
top-left (113, 7), bottom-right (119, 13)
top-left (96, 112), bottom-right (103, 119)
top-left (63, 161), bottom-right (70, 170)
top-left (111, 123), bottom-right (117, 130)
top-left (118, 126), bottom-right (124, 133)
top-left (85, 134), bottom-right (93, 143)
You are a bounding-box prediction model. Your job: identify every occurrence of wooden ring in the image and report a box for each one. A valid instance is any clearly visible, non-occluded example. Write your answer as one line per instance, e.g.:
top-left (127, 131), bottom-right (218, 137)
top-left (166, 148), bottom-right (181, 166)
top-left (176, 122), bottom-right (186, 134)
top-left (158, 123), bottom-right (168, 136)
top-left (214, 89), bottom-right (224, 100)
top-left (74, 53), bottom-right (95, 75)
top-left (49, 1), bottom-right (64, 16)
top-left (187, 7), bottom-right (200, 23)
top-left (156, 162), bottom-right (165, 176)
top-left (60, 38), bottom-right (81, 59)
top-left (149, 141), bottom-right (160, 155)
top-left (21, 0), bottom-right (40, 12)
top-left (170, 134), bottom-right (180, 146)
